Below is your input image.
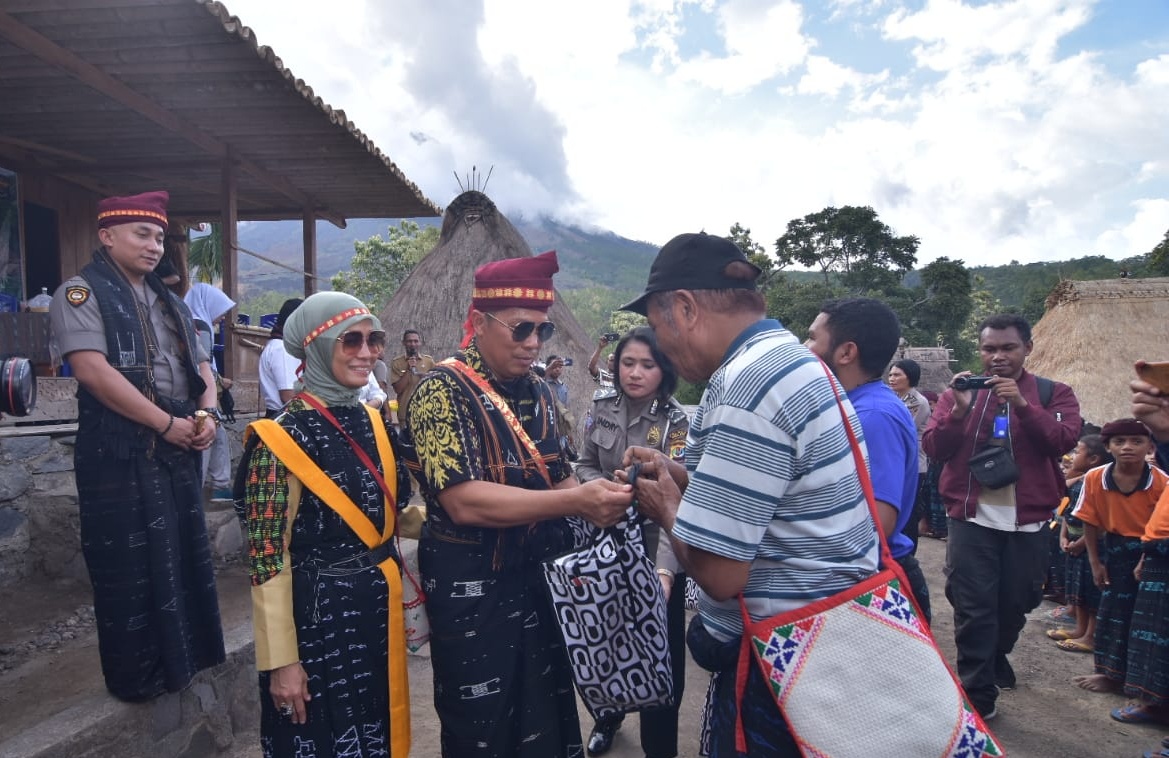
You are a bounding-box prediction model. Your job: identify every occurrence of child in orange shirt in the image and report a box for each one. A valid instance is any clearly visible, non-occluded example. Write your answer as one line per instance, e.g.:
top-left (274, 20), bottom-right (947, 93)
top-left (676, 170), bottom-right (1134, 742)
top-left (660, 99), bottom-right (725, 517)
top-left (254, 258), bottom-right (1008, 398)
top-left (1071, 419), bottom-right (1165, 699)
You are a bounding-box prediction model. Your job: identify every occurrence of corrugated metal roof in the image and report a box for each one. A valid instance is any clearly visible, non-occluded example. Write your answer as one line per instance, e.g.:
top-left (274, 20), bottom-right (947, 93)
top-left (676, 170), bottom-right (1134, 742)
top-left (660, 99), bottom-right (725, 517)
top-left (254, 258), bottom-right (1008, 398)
top-left (0, 0), bottom-right (441, 224)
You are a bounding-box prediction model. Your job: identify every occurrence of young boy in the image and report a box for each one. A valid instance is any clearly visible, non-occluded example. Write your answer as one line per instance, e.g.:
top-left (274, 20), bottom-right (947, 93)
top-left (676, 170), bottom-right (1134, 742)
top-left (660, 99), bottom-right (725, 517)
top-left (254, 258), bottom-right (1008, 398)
top-left (1048, 434), bottom-right (1111, 652)
top-left (1071, 419), bottom-right (1166, 698)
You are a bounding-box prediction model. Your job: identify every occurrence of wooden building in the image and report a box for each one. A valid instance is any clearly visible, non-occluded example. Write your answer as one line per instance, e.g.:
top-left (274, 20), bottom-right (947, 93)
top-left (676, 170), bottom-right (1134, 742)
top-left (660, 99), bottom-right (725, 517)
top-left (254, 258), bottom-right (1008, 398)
top-left (0, 0), bottom-right (439, 423)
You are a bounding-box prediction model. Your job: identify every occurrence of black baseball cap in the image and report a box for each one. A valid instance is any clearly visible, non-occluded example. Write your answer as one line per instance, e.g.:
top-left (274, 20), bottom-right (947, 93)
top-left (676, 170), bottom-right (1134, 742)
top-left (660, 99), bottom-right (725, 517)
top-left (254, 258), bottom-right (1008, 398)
top-left (620, 232), bottom-right (761, 315)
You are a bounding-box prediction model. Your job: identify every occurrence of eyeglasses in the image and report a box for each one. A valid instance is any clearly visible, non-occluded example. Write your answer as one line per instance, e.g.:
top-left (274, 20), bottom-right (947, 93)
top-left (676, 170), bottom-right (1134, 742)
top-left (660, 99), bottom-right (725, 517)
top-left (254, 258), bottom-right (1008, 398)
top-left (485, 312), bottom-right (556, 343)
top-left (336, 329), bottom-right (387, 354)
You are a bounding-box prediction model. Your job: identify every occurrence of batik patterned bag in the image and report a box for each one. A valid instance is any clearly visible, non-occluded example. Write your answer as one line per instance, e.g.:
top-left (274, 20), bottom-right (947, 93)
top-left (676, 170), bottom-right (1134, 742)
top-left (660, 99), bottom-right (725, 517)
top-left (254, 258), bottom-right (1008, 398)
top-left (733, 364), bottom-right (1005, 757)
top-left (543, 515), bottom-right (674, 719)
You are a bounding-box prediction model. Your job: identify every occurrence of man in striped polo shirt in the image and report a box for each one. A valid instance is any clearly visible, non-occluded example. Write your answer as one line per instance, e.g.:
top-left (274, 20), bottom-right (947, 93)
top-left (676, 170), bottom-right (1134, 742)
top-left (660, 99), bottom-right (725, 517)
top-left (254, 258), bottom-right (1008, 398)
top-left (621, 232), bottom-right (880, 758)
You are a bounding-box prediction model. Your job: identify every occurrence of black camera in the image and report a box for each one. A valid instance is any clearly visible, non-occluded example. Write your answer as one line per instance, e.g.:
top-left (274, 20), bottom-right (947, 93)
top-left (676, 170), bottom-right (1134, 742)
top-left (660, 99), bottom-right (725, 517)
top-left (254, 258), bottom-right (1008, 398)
top-left (953, 375), bottom-right (993, 391)
top-left (602, 332), bottom-right (620, 343)
top-left (0, 357), bottom-right (36, 416)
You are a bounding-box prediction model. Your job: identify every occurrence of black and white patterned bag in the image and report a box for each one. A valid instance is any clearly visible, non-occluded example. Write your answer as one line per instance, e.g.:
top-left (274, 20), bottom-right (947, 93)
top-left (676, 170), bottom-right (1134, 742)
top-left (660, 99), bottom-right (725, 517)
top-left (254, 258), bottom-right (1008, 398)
top-left (543, 516), bottom-right (674, 719)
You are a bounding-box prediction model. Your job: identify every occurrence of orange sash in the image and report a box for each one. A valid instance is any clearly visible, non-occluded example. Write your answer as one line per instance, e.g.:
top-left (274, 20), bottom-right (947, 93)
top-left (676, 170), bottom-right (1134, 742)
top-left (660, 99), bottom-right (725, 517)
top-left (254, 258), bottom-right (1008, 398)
top-left (248, 404), bottom-right (409, 756)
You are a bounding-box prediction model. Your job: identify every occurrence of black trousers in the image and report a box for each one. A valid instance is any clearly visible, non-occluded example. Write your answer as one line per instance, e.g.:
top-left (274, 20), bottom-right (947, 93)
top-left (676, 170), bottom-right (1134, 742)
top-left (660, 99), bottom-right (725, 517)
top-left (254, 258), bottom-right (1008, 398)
top-left (944, 518), bottom-right (1048, 710)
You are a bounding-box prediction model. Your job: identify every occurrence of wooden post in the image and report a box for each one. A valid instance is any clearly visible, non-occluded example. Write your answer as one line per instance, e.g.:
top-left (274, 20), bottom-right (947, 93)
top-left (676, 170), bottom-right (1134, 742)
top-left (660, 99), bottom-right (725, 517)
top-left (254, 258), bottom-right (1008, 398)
top-left (221, 155), bottom-right (239, 378)
top-left (303, 208), bottom-right (317, 297)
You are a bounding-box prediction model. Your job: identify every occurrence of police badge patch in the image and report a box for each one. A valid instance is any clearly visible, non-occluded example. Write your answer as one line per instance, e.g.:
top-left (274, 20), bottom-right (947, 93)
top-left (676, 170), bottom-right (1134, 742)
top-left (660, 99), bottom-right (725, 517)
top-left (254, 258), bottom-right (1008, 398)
top-left (65, 286), bottom-right (90, 307)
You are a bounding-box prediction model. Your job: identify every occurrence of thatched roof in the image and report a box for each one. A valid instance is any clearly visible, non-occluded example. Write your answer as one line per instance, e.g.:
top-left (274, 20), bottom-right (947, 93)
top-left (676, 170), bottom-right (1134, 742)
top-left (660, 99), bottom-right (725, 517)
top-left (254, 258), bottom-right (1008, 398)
top-left (1028, 278), bottom-right (1169, 427)
top-left (379, 191), bottom-right (599, 434)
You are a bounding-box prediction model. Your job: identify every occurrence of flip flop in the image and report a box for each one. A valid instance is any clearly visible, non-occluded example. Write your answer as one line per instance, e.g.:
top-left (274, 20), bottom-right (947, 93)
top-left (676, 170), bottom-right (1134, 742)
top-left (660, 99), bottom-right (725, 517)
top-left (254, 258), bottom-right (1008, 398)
top-left (1057, 639), bottom-right (1094, 653)
top-left (1046, 628), bottom-right (1075, 641)
top-left (1048, 606), bottom-right (1074, 623)
top-left (1111, 704), bottom-right (1169, 725)
top-left (1141, 750), bottom-right (1169, 758)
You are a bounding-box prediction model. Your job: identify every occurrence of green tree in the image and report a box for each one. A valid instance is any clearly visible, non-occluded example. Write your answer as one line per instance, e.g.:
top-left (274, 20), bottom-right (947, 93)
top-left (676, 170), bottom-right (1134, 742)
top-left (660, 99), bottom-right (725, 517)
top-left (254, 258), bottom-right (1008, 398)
top-left (899, 257), bottom-right (973, 357)
top-left (1148, 229), bottom-right (1169, 275)
top-left (561, 286), bottom-right (639, 340)
top-left (237, 290), bottom-right (302, 324)
top-left (188, 222), bottom-right (223, 284)
top-left (728, 222), bottom-right (776, 285)
top-left (959, 275), bottom-right (1006, 370)
top-left (331, 221), bottom-right (439, 310)
top-left (774, 206), bottom-right (919, 294)
top-left (765, 278), bottom-right (842, 341)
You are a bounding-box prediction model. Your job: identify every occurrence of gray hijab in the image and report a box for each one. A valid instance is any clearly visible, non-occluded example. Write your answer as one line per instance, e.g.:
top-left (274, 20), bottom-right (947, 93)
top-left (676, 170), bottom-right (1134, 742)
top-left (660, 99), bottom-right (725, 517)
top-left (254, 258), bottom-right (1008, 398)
top-left (282, 292), bottom-right (381, 406)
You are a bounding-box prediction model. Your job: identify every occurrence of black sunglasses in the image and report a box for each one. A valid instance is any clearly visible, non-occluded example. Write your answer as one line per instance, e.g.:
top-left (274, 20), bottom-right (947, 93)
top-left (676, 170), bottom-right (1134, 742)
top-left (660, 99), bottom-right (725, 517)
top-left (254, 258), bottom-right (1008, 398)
top-left (486, 312), bottom-right (556, 343)
top-left (336, 329), bottom-right (387, 354)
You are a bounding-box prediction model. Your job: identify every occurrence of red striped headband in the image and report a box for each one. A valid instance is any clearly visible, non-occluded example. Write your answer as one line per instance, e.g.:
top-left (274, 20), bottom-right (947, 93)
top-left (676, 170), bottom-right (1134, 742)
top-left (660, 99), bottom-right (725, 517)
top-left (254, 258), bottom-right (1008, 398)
top-left (302, 307), bottom-right (371, 347)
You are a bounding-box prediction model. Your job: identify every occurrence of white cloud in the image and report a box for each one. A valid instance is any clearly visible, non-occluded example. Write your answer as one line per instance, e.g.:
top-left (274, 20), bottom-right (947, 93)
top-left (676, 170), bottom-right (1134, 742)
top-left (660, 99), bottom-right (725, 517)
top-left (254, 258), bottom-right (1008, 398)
top-left (227, 0), bottom-right (1169, 269)
top-left (883, 0), bottom-right (1094, 71)
top-left (671, 0), bottom-right (812, 93)
top-left (1095, 199), bottom-right (1169, 259)
top-left (796, 55), bottom-right (888, 97)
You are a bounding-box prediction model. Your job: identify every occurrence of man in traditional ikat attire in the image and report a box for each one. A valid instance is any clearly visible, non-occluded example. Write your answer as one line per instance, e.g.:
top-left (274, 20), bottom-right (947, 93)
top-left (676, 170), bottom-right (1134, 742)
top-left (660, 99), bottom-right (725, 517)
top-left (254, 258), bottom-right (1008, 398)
top-left (49, 191), bottom-right (224, 702)
top-left (403, 250), bottom-right (632, 757)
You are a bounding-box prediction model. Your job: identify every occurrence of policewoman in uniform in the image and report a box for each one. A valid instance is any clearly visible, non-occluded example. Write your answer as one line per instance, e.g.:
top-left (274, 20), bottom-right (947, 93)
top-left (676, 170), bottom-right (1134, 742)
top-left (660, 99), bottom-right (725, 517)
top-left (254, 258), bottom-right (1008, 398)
top-left (576, 326), bottom-right (690, 758)
top-left (49, 190), bottom-right (225, 701)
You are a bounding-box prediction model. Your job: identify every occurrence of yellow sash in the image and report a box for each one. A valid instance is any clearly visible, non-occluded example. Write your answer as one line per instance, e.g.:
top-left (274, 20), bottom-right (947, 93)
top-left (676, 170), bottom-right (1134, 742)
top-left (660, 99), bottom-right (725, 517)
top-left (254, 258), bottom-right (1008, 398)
top-left (248, 404), bottom-right (410, 756)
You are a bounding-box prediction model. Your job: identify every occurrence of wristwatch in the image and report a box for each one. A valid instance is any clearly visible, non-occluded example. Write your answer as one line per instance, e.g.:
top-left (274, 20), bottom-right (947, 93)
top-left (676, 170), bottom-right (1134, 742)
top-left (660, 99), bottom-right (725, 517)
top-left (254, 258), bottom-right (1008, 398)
top-left (200, 407), bottom-right (224, 424)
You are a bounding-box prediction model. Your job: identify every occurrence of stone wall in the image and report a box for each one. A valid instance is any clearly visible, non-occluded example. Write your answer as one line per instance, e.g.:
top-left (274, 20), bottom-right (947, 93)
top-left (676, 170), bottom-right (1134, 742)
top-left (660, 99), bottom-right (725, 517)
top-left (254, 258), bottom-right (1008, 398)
top-left (0, 422), bottom-right (252, 588)
top-left (0, 434), bottom-right (86, 586)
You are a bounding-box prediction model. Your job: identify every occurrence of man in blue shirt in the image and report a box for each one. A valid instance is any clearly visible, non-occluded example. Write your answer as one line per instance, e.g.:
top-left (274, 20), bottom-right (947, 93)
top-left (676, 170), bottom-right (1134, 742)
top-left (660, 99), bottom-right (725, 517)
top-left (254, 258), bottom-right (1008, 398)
top-left (806, 297), bottom-right (931, 623)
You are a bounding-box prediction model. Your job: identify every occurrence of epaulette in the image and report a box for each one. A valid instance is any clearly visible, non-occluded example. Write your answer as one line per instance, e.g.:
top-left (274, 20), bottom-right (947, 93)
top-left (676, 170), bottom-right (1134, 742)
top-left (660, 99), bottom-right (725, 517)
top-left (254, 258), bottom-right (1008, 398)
top-left (592, 386), bottom-right (619, 402)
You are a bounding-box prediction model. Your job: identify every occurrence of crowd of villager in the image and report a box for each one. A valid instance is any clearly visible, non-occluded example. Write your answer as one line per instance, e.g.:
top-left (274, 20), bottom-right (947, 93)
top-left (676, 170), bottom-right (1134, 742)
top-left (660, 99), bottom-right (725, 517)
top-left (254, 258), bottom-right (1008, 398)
top-left (39, 189), bottom-right (1169, 758)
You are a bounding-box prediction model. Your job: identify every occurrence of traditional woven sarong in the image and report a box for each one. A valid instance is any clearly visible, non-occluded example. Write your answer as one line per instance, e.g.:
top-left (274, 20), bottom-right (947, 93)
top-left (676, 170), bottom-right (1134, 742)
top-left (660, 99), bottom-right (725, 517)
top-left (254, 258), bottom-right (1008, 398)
top-left (1064, 540), bottom-right (1102, 610)
top-left (76, 435), bottom-right (225, 700)
top-left (1125, 545), bottom-right (1169, 705)
top-left (1094, 534), bottom-right (1143, 681)
top-left (243, 401), bottom-right (412, 758)
top-left (405, 342), bottom-right (583, 757)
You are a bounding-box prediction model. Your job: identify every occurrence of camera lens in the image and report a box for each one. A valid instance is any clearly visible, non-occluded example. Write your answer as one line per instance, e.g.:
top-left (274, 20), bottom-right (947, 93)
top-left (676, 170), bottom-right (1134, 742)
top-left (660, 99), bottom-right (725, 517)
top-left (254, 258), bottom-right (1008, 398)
top-left (0, 357), bottom-right (37, 416)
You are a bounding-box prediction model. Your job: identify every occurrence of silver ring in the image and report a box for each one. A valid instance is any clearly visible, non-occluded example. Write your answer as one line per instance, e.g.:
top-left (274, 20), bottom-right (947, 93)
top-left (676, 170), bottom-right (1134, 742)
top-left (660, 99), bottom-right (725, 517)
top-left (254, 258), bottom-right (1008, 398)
top-left (278, 703), bottom-right (293, 717)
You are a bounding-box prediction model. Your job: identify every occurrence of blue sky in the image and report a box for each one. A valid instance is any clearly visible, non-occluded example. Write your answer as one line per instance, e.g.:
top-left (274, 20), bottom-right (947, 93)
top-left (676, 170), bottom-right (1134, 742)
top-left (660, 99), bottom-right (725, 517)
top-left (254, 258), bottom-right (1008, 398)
top-left (235, 0), bottom-right (1169, 266)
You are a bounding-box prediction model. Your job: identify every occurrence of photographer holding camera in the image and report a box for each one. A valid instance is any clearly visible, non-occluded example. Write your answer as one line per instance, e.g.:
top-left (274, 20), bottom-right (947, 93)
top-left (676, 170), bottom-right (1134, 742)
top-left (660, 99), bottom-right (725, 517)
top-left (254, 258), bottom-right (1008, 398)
top-left (588, 332), bottom-right (619, 397)
top-left (923, 313), bottom-right (1081, 722)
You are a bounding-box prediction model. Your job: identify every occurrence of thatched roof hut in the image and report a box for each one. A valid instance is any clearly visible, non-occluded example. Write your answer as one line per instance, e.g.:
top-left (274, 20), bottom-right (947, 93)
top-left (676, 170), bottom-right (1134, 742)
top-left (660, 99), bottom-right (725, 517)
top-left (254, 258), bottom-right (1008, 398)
top-left (1028, 278), bottom-right (1169, 427)
top-left (379, 191), bottom-right (599, 434)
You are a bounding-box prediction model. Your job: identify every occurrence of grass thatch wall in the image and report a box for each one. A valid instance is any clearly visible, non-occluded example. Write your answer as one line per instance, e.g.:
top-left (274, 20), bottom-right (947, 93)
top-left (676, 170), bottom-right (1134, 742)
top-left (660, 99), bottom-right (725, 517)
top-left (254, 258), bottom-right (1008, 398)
top-left (379, 191), bottom-right (600, 436)
top-left (1029, 278), bottom-right (1169, 427)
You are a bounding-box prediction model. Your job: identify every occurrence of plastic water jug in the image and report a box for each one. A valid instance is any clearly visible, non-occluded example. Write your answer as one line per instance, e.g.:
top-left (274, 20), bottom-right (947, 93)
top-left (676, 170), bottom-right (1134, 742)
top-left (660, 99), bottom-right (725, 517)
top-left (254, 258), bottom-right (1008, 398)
top-left (28, 287), bottom-right (52, 313)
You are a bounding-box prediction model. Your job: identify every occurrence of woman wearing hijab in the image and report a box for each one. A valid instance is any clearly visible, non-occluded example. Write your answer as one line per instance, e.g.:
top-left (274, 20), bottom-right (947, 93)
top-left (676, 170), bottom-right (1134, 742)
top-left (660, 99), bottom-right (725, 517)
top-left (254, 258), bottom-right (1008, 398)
top-left (239, 292), bottom-right (413, 757)
top-left (183, 283), bottom-right (235, 499)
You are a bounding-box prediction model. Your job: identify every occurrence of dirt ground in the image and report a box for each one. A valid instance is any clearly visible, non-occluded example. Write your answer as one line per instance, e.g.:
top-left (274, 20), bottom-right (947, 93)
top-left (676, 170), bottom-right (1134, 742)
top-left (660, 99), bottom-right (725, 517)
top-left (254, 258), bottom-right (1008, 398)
top-left (2, 536), bottom-right (1166, 757)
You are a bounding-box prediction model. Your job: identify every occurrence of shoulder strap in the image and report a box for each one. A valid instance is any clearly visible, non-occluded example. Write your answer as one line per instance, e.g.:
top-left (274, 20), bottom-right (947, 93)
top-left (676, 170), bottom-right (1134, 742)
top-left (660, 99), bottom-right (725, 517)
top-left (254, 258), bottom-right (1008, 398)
top-left (247, 418), bottom-right (384, 549)
top-left (1035, 376), bottom-right (1053, 408)
top-left (440, 358), bottom-right (553, 486)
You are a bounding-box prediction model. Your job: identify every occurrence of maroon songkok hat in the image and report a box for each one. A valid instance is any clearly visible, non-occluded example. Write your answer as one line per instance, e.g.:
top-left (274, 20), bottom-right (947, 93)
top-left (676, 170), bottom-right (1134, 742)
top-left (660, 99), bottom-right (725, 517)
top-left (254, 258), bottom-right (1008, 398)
top-left (471, 250), bottom-right (558, 312)
top-left (97, 190), bottom-right (169, 233)
top-left (1101, 418), bottom-right (1151, 442)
